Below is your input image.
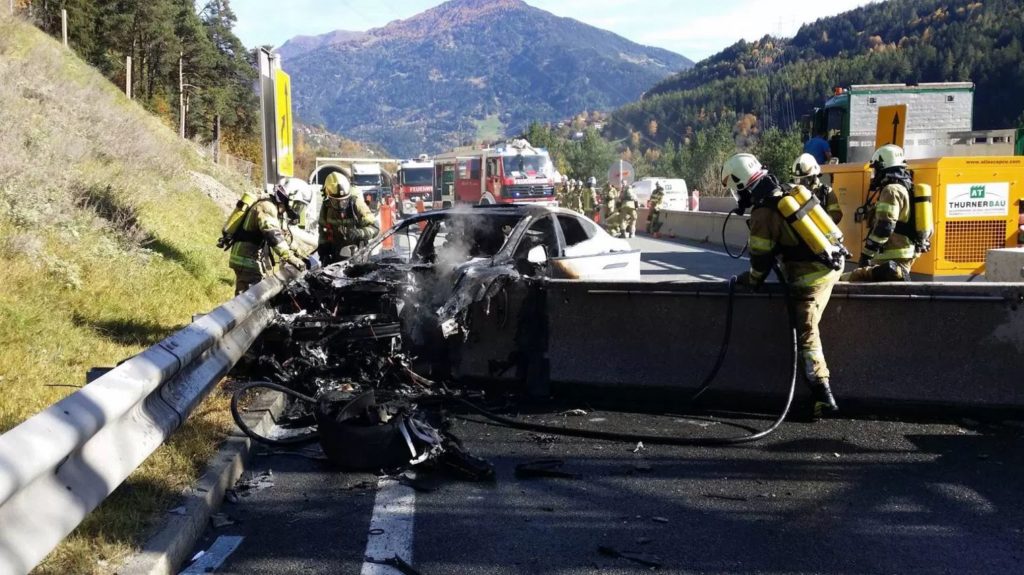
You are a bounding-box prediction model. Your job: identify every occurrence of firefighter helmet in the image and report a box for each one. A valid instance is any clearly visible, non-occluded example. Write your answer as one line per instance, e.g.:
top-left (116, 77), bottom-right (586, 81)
top-left (324, 172), bottom-right (352, 199)
top-left (871, 144), bottom-right (907, 170)
top-left (721, 153), bottom-right (766, 194)
top-left (791, 153), bottom-right (821, 181)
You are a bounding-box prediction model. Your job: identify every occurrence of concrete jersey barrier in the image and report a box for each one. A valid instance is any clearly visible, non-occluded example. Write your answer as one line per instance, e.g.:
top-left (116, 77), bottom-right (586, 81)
top-left (543, 280), bottom-right (1024, 410)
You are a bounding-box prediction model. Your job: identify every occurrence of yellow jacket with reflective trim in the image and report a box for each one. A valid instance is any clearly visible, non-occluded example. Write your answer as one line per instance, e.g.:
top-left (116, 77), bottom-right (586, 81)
top-left (748, 203), bottom-right (835, 289)
top-left (867, 182), bottom-right (916, 261)
top-left (229, 199), bottom-right (293, 271)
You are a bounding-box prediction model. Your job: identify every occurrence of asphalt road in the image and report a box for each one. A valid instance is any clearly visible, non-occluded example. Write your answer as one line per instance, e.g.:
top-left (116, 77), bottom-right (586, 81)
top-left (630, 234), bottom-right (749, 283)
top-left (183, 239), bottom-right (1022, 574)
top-left (187, 409), bottom-right (1024, 574)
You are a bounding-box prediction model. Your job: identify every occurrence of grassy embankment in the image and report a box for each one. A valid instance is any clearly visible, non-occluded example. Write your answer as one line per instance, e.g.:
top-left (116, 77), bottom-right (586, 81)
top-left (0, 15), bottom-right (255, 574)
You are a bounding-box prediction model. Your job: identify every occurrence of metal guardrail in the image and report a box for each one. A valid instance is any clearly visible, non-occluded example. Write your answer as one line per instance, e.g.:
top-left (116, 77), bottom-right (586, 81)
top-left (0, 270), bottom-right (295, 574)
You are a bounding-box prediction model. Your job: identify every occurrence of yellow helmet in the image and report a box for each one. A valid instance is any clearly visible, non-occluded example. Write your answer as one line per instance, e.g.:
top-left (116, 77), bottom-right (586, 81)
top-left (324, 172), bottom-right (352, 200)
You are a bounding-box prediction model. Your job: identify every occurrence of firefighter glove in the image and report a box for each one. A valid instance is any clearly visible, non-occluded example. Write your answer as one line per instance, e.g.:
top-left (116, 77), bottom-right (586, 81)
top-left (284, 253), bottom-right (306, 272)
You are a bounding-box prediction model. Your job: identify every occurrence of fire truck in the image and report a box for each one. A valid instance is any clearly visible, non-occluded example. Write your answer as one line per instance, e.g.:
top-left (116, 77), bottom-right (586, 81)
top-left (433, 139), bottom-right (558, 206)
top-left (393, 155), bottom-right (435, 216)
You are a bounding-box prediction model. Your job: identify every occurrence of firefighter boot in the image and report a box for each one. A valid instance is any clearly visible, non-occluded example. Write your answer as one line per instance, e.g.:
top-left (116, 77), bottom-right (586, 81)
top-left (811, 378), bottom-right (839, 421)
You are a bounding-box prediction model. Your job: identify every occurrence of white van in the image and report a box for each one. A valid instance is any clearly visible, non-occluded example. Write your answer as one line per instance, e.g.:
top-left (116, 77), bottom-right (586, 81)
top-left (631, 177), bottom-right (688, 209)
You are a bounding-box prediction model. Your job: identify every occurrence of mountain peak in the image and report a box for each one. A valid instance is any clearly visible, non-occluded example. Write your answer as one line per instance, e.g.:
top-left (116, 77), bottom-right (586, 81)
top-left (376, 0), bottom-right (529, 38)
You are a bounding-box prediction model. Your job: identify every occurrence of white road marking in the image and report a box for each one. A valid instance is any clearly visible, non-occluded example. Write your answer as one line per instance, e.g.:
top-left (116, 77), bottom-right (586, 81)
top-left (180, 535), bottom-right (244, 574)
top-left (360, 478), bottom-right (416, 575)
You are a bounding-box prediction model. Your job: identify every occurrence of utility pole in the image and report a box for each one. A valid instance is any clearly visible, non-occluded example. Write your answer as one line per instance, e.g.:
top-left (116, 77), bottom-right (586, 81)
top-left (178, 52), bottom-right (185, 138)
top-left (61, 9), bottom-right (67, 47)
top-left (215, 114), bottom-right (221, 164)
top-left (125, 56), bottom-right (132, 99)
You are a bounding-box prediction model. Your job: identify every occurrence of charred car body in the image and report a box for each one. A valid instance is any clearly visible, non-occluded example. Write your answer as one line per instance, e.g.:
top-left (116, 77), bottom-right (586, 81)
top-left (239, 205), bottom-right (640, 474)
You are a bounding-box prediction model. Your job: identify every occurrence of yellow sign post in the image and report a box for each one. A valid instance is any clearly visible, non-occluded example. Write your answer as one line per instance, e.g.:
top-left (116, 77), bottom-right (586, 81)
top-left (274, 69), bottom-right (294, 178)
top-left (875, 104), bottom-right (907, 149)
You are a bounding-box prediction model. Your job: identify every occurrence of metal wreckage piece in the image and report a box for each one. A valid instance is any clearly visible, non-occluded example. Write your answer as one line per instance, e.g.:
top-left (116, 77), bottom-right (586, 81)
top-left (235, 259), bottom-right (518, 481)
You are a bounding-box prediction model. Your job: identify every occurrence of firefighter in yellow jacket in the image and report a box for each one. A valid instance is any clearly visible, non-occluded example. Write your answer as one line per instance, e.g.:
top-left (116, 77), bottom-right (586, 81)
top-left (618, 184), bottom-right (639, 238)
top-left (722, 153), bottom-right (841, 419)
top-left (791, 153), bottom-right (842, 224)
top-left (318, 171), bottom-right (380, 264)
top-left (842, 144), bottom-right (920, 282)
top-left (225, 180), bottom-right (306, 294)
top-left (646, 181), bottom-right (666, 237)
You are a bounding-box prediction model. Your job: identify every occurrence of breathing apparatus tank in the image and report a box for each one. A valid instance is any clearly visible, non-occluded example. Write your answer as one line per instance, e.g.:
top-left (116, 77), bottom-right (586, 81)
top-left (777, 185), bottom-right (849, 270)
top-left (912, 183), bottom-right (934, 252)
top-left (218, 189), bottom-right (261, 249)
top-left (791, 185), bottom-right (845, 246)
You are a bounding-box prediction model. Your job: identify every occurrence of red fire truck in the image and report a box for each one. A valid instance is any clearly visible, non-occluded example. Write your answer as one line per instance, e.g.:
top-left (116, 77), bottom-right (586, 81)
top-left (393, 156), bottom-right (435, 215)
top-left (433, 139), bottom-right (557, 206)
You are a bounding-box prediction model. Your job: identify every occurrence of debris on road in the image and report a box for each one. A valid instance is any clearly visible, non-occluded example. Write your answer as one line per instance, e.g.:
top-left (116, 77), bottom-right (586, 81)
top-left (233, 470), bottom-right (274, 497)
top-left (632, 441), bottom-right (646, 453)
top-left (210, 513), bottom-right (236, 529)
top-left (364, 554), bottom-right (424, 575)
top-left (651, 516), bottom-right (670, 523)
top-left (515, 459), bottom-right (580, 480)
top-left (562, 408), bottom-right (588, 416)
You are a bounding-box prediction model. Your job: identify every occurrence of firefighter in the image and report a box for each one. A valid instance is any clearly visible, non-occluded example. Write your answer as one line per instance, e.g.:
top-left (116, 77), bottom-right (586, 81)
top-left (842, 144), bottom-right (919, 282)
top-left (722, 153), bottom-right (841, 420)
top-left (791, 153), bottom-right (842, 224)
top-left (583, 176), bottom-right (598, 220)
top-left (646, 181), bottom-right (665, 237)
top-left (570, 179), bottom-right (583, 213)
top-left (618, 183), bottom-right (638, 238)
top-left (226, 179), bottom-right (306, 295)
top-left (602, 184), bottom-right (620, 234)
top-left (318, 171), bottom-right (380, 265)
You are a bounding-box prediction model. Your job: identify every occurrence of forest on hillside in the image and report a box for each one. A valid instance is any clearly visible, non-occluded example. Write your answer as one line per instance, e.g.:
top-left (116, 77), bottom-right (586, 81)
top-left (21, 0), bottom-right (261, 165)
top-left (625, 0), bottom-right (1024, 138)
top-left (600, 0), bottom-right (1024, 195)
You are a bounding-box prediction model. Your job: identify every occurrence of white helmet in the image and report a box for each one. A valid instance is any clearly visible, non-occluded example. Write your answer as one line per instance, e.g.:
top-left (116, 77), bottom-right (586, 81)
top-left (791, 153), bottom-right (821, 181)
top-left (721, 153), bottom-right (766, 195)
top-left (871, 144), bottom-right (907, 170)
top-left (279, 177), bottom-right (312, 205)
top-left (588, 176), bottom-right (596, 186)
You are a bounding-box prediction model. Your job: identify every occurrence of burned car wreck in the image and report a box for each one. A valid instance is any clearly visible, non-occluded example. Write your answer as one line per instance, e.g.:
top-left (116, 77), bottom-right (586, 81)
top-left (232, 205), bottom-right (640, 478)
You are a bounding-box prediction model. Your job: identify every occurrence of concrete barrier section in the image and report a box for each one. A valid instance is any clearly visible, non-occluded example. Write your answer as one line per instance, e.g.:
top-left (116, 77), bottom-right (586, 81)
top-left (987, 248), bottom-right (1024, 282)
top-left (543, 280), bottom-right (1024, 410)
top-left (639, 207), bottom-right (749, 249)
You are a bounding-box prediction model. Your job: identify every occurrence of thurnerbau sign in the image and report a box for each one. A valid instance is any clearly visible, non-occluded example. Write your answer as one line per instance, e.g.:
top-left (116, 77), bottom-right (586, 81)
top-left (946, 182), bottom-right (1009, 218)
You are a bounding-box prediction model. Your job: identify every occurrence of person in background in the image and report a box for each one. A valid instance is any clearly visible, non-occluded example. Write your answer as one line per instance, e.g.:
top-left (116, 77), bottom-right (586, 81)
top-left (646, 181), bottom-right (665, 237)
top-left (618, 183), bottom-right (638, 238)
top-left (803, 128), bottom-right (832, 165)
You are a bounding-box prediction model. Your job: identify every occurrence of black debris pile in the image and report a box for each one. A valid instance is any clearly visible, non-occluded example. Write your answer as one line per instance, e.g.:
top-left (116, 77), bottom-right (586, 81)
top-left (233, 263), bottom-right (494, 481)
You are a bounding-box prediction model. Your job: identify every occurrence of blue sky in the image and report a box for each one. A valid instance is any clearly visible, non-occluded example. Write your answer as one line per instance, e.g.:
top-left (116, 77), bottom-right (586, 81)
top-left (232, 0), bottom-right (875, 62)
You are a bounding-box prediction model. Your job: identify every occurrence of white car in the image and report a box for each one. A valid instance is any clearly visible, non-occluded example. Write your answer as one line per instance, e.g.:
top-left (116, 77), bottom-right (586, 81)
top-left (354, 204), bottom-right (641, 281)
